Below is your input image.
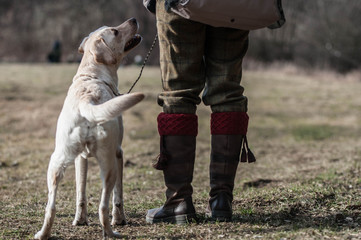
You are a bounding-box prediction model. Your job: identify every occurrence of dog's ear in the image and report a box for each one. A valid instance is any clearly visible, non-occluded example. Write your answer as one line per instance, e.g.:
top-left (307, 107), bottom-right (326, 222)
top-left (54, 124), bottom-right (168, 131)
top-left (79, 26), bottom-right (108, 54)
top-left (78, 36), bottom-right (89, 54)
top-left (90, 38), bottom-right (117, 65)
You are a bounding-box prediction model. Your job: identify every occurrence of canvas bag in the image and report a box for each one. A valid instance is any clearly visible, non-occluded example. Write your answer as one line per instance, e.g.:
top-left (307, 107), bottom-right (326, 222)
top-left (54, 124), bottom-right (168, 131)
top-left (144, 0), bottom-right (285, 30)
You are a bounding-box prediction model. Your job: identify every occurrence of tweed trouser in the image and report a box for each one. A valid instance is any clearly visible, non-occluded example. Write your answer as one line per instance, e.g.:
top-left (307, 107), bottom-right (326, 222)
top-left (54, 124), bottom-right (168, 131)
top-left (156, 0), bottom-right (250, 114)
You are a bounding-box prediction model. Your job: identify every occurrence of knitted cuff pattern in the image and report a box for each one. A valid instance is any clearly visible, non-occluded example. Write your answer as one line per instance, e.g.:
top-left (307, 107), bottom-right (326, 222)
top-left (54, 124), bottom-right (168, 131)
top-left (211, 112), bottom-right (249, 135)
top-left (157, 113), bottom-right (198, 136)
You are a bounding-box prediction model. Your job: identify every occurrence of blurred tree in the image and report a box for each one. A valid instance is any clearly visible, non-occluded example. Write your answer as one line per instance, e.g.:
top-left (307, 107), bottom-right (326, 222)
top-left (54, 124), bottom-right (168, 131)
top-left (0, 0), bottom-right (157, 64)
top-left (249, 0), bottom-right (361, 72)
top-left (0, 0), bottom-right (359, 72)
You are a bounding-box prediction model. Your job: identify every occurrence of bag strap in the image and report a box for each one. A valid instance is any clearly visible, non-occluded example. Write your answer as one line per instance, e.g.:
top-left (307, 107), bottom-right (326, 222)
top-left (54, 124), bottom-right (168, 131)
top-left (143, 0), bottom-right (156, 13)
top-left (267, 0), bottom-right (286, 29)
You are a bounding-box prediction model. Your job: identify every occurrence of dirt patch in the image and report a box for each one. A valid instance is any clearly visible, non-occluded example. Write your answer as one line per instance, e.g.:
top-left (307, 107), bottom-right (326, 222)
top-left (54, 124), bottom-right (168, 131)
top-left (243, 179), bottom-right (275, 188)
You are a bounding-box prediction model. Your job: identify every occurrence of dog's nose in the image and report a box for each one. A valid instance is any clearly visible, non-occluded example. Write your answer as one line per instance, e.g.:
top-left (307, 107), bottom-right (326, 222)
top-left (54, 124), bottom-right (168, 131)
top-left (129, 18), bottom-right (137, 25)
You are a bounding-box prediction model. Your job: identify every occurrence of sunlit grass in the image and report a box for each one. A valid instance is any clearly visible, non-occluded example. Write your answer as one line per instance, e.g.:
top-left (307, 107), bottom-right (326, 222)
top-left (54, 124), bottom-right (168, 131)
top-left (0, 64), bottom-right (360, 239)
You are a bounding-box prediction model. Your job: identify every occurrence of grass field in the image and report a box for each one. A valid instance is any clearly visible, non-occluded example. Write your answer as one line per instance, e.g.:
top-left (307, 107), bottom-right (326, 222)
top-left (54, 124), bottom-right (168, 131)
top-left (0, 63), bottom-right (360, 239)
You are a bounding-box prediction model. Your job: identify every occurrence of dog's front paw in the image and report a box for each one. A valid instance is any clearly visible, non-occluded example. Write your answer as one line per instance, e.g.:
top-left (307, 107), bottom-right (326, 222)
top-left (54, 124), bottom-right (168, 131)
top-left (112, 206), bottom-right (126, 226)
top-left (73, 203), bottom-right (88, 226)
top-left (34, 230), bottom-right (50, 240)
top-left (72, 217), bottom-right (89, 226)
top-left (111, 218), bottom-right (127, 226)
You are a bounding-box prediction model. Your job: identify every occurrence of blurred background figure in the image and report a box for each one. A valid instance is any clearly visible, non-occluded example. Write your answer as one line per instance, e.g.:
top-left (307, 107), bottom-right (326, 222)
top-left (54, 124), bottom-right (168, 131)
top-left (47, 40), bottom-right (61, 63)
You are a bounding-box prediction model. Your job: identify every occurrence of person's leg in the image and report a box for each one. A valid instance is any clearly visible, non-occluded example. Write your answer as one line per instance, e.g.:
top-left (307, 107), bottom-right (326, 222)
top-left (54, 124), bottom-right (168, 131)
top-left (202, 27), bottom-right (249, 113)
top-left (208, 112), bottom-right (255, 221)
top-left (146, 113), bottom-right (198, 224)
top-left (146, 0), bottom-right (206, 224)
top-left (203, 27), bottom-right (255, 221)
top-left (156, 0), bottom-right (206, 114)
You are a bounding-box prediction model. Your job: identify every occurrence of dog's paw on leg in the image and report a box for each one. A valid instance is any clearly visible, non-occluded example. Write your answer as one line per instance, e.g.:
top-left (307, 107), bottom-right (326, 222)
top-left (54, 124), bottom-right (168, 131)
top-left (72, 217), bottom-right (89, 226)
top-left (111, 204), bottom-right (127, 226)
top-left (111, 210), bottom-right (127, 226)
top-left (34, 230), bottom-right (50, 240)
top-left (111, 218), bottom-right (127, 226)
top-left (73, 203), bottom-right (89, 226)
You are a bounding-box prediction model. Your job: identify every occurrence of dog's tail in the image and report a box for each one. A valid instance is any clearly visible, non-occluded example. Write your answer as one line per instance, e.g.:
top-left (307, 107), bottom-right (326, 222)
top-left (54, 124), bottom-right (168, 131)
top-left (79, 92), bottom-right (144, 124)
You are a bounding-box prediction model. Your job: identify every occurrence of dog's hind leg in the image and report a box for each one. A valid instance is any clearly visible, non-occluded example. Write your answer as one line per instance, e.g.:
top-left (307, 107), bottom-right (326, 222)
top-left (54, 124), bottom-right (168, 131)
top-left (73, 154), bottom-right (89, 226)
top-left (97, 154), bottom-right (121, 239)
top-left (111, 147), bottom-right (127, 226)
top-left (35, 151), bottom-right (73, 240)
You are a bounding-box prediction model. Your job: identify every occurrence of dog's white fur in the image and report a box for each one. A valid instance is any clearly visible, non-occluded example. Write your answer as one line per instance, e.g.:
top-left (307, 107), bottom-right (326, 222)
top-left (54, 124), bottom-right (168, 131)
top-left (35, 18), bottom-right (144, 240)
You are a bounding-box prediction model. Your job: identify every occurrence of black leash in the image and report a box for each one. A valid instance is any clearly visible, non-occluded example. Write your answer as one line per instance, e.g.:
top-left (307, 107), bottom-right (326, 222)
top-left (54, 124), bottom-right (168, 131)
top-left (127, 34), bottom-right (158, 94)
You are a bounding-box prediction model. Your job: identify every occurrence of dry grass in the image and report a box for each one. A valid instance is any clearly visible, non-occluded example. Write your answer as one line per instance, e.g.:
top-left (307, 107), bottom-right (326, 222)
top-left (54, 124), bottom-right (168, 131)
top-left (0, 63), bottom-right (360, 239)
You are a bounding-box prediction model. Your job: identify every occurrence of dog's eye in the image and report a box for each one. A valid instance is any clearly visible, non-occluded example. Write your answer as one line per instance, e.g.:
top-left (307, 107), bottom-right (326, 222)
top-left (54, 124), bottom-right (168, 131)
top-left (111, 29), bottom-right (119, 36)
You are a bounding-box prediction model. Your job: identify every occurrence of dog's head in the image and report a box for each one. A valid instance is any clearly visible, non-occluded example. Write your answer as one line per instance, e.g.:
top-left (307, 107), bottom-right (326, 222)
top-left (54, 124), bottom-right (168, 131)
top-left (78, 18), bottom-right (142, 65)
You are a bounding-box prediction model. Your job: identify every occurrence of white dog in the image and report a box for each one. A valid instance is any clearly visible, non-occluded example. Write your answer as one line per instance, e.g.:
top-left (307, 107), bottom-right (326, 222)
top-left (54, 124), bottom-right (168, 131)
top-left (35, 18), bottom-right (144, 240)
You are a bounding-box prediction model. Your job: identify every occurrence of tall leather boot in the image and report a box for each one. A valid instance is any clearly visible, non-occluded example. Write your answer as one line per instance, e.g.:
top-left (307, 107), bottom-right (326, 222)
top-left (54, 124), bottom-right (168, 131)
top-left (207, 112), bottom-right (256, 221)
top-left (146, 113), bottom-right (197, 224)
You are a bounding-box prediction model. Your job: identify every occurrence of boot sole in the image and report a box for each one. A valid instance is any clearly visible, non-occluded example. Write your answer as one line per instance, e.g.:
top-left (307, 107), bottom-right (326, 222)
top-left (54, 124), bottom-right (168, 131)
top-left (146, 213), bottom-right (197, 224)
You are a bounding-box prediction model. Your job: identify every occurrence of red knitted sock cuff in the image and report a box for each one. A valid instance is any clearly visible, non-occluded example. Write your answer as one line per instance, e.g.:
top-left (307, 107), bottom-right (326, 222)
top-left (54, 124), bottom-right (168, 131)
top-left (157, 113), bottom-right (198, 136)
top-left (211, 112), bottom-right (249, 135)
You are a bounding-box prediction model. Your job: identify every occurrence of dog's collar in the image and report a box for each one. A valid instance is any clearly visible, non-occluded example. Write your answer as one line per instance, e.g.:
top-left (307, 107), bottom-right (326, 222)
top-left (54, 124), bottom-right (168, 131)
top-left (103, 81), bottom-right (121, 96)
top-left (74, 74), bottom-right (121, 97)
